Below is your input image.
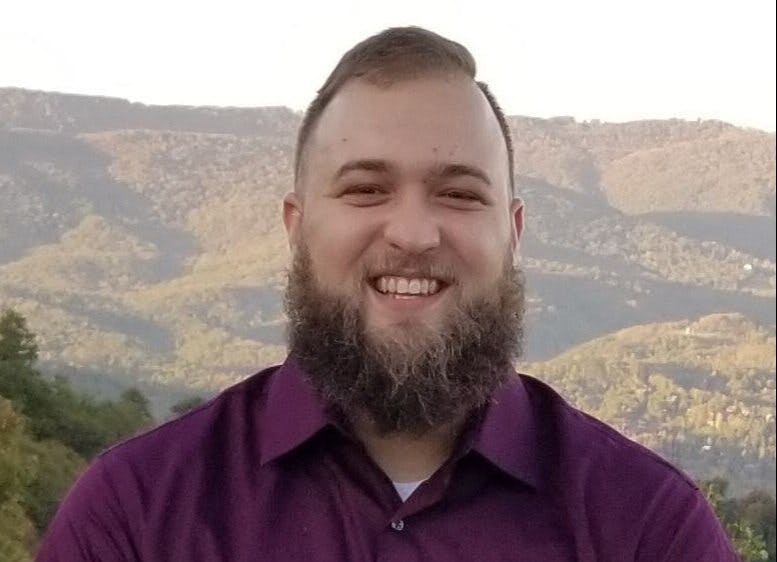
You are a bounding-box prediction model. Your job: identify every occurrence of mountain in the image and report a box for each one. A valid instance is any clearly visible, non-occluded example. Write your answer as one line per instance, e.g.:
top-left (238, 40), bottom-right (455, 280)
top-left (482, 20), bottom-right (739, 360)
top-left (1, 87), bottom-right (774, 387)
top-left (0, 88), bottom-right (774, 490)
top-left (521, 312), bottom-right (775, 495)
top-left (0, 87), bottom-right (298, 137)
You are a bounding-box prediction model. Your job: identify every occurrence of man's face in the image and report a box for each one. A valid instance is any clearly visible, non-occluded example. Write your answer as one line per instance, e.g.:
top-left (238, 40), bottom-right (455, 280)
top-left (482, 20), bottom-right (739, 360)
top-left (285, 74), bottom-right (524, 341)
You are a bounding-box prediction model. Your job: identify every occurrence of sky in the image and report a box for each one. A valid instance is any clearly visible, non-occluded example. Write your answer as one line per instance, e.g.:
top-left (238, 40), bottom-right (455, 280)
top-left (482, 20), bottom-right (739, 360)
top-left (2, 0), bottom-right (775, 131)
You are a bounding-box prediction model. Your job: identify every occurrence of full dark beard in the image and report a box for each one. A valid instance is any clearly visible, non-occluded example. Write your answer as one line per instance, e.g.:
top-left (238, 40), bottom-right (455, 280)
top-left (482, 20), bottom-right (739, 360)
top-left (284, 245), bottom-right (525, 437)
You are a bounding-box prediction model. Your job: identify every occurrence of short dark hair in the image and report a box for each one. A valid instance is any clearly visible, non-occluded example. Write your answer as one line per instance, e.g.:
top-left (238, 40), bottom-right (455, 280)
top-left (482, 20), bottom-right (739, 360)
top-left (294, 26), bottom-right (515, 194)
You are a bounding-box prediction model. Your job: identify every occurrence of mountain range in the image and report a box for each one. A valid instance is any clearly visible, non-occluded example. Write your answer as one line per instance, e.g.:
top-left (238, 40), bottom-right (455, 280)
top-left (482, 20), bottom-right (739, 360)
top-left (0, 87), bottom-right (774, 492)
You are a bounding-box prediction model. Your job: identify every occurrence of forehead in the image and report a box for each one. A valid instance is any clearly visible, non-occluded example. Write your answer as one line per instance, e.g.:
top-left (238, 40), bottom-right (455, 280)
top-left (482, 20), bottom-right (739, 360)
top-left (304, 75), bottom-right (509, 189)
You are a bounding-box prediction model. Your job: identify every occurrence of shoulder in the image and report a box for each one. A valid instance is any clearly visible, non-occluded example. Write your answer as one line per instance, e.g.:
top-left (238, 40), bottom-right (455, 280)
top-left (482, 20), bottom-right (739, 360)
top-left (516, 374), bottom-right (736, 560)
top-left (100, 364), bottom-right (282, 469)
top-left (37, 365), bottom-right (284, 560)
top-left (517, 372), bottom-right (698, 490)
top-left (65, 364), bottom-right (283, 518)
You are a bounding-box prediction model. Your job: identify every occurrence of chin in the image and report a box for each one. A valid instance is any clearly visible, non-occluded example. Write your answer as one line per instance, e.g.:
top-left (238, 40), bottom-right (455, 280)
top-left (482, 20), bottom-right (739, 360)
top-left (365, 314), bottom-right (444, 345)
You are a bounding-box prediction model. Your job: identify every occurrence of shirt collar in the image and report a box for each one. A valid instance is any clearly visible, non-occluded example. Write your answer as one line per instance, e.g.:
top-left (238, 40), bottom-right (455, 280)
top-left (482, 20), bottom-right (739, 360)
top-left (469, 372), bottom-right (542, 490)
top-left (259, 359), bottom-right (543, 491)
top-left (259, 357), bottom-right (331, 466)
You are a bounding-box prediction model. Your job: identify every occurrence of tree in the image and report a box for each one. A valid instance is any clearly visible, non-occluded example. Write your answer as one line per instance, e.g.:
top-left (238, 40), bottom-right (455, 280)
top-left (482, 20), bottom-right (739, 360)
top-left (0, 399), bottom-right (37, 561)
top-left (0, 311), bottom-right (158, 550)
top-left (19, 439), bottom-right (84, 532)
top-left (738, 491), bottom-right (777, 561)
top-left (702, 478), bottom-right (773, 562)
top-left (0, 500), bottom-right (36, 562)
top-left (0, 309), bottom-right (38, 367)
top-left (170, 395), bottom-right (205, 417)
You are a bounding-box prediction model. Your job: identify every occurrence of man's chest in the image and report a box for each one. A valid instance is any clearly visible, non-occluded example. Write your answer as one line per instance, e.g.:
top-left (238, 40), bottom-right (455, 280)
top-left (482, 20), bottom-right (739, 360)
top-left (137, 465), bottom-right (581, 562)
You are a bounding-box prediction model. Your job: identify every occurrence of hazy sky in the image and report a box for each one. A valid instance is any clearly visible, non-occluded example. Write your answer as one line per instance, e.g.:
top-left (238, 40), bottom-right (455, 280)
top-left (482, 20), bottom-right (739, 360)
top-left (3, 0), bottom-right (775, 131)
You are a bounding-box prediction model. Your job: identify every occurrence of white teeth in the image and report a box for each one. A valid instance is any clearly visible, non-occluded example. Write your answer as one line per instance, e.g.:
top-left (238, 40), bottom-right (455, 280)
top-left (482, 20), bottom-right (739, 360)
top-left (374, 276), bottom-right (444, 296)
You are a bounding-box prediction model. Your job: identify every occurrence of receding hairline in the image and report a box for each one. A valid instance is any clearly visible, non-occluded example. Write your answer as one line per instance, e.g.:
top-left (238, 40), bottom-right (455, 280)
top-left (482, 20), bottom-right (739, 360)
top-left (293, 26), bottom-right (515, 195)
top-left (295, 70), bottom-right (485, 190)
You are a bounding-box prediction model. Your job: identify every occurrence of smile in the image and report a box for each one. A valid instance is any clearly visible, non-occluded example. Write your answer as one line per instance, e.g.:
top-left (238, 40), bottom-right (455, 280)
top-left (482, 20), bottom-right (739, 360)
top-left (371, 276), bottom-right (446, 296)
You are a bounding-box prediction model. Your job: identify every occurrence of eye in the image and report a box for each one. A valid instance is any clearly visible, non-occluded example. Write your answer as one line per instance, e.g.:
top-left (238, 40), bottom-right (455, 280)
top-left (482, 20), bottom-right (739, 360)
top-left (439, 189), bottom-right (487, 206)
top-left (347, 184), bottom-right (384, 195)
top-left (443, 190), bottom-right (479, 200)
top-left (339, 184), bottom-right (389, 206)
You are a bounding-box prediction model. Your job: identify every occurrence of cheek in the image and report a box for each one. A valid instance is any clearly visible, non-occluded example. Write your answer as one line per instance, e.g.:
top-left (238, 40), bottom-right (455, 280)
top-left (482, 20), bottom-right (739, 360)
top-left (450, 219), bottom-right (511, 272)
top-left (302, 217), bottom-right (373, 286)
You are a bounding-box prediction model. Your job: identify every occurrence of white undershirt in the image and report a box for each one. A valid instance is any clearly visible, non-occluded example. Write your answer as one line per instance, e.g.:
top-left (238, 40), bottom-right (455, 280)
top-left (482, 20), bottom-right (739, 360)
top-left (392, 479), bottom-right (426, 502)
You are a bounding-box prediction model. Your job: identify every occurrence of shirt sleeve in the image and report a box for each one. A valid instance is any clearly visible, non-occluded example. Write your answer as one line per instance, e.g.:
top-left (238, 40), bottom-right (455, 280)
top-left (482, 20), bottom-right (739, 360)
top-left (635, 478), bottom-right (741, 562)
top-left (35, 455), bottom-right (140, 562)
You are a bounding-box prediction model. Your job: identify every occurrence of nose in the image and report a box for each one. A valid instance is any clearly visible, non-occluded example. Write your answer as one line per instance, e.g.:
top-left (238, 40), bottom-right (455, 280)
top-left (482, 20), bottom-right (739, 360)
top-left (382, 191), bottom-right (440, 255)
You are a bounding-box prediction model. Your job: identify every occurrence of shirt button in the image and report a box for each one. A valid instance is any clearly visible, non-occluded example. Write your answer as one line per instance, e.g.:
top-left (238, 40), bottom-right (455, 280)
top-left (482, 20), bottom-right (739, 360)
top-left (390, 520), bottom-right (405, 531)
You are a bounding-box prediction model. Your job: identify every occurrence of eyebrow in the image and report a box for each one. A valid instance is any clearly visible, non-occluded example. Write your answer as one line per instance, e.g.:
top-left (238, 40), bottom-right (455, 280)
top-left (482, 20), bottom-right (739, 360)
top-left (334, 159), bottom-right (492, 187)
top-left (334, 159), bottom-right (392, 180)
top-left (428, 163), bottom-right (492, 187)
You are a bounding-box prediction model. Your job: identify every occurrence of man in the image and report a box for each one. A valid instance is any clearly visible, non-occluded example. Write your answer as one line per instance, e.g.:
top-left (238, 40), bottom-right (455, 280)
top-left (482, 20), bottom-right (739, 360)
top-left (37, 27), bottom-right (738, 561)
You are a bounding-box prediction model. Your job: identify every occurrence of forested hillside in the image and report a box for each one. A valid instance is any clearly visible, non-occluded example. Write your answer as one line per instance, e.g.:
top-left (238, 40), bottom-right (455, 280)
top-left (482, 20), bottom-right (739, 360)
top-left (0, 310), bottom-right (774, 561)
top-left (0, 88), bottom-right (774, 526)
top-left (0, 310), bottom-right (153, 561)
top-left (521, 313), bottom-right (775, 495)
top-left (1, 89), bottom-right (773, 397)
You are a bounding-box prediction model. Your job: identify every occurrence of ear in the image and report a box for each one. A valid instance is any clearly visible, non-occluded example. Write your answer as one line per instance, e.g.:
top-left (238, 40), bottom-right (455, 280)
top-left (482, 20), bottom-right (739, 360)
top-left (282, 191), bottom-right (303, 250)
top-left (509, 197), bottom-right (525, 258)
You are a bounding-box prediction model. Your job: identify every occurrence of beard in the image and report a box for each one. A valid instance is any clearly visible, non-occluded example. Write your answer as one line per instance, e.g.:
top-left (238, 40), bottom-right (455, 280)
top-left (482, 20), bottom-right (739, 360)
top-left (284, 244), bottom-right (525, 437)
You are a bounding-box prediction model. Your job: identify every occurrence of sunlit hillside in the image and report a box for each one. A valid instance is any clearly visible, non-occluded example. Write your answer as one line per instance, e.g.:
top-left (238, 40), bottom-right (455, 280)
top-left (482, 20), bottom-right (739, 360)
top-left (1, 89), bottom-right (774, 475)
top-left (522, 313), bottom-right (775, 494)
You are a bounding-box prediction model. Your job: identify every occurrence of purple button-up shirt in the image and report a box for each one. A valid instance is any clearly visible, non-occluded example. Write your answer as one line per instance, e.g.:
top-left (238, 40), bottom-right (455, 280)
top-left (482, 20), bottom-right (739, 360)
top-left (37, 358), bottom-right (738, 561)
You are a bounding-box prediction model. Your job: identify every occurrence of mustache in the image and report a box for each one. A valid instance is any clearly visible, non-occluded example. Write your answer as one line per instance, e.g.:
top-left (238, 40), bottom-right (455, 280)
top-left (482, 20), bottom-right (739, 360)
top-left (360, 254), bottom-right (457, 284)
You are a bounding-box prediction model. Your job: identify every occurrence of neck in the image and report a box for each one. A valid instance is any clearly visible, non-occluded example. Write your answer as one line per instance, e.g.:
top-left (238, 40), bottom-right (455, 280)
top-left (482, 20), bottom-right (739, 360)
top-left (351, 416), bottom-right (465, 482)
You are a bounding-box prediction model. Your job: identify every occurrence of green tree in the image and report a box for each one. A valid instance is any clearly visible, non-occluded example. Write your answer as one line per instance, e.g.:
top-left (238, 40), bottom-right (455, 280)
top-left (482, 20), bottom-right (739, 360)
top-left (0, 361), bottom-right (153, 458)
top-left (19, 439), bottom-right (84, 532)
top-left (0, 501), bottom-right (36, 562)
top-left (737, 491), bottom-right (777, 562)
top-left (0, 399), bottom-right (37, 562)
top-left (170, 395), bottom-right (205, 417)
top-left (0, 309), bottom-right (38, 366)
top-left (120, 388), bottom-right (149, 413)
top-left (702, 478), bottom-right (773, 562)
top-left (0, 310), bottom-right (158, 551)
top-left (0, 399), bottom-right (33, 504)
